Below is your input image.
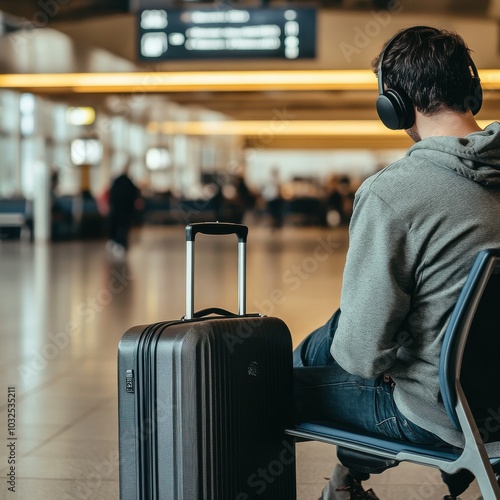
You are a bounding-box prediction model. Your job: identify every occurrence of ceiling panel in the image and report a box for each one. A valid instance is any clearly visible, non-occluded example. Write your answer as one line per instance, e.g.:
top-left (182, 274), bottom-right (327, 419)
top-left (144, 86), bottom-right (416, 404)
top-left (0, 0), bottom-right (494, 24)
top-left (0, 0), bottom-right (498, 149)
top-left (0, 0), bottom-right (129, 22)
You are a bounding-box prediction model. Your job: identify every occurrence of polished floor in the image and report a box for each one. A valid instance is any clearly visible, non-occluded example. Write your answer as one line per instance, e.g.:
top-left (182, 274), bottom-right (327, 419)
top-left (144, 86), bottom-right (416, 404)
top-left (0, 225), bottom-right (481, 499)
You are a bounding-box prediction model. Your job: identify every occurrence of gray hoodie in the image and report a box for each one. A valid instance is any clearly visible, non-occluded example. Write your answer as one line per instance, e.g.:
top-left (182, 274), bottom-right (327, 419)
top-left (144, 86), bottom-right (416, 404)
top-left (331, 122), bottom-right (500, 448)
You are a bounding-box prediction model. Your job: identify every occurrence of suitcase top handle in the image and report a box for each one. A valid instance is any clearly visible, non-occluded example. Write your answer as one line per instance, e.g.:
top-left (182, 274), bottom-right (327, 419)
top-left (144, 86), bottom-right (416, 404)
top-left (185, 222), bottom-right (248, 243)
top-left (185, 222), bottom-right (247, 319)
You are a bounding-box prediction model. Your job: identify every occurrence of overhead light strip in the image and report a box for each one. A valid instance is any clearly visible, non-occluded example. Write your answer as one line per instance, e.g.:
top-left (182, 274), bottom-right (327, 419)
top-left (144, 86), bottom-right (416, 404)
top-left (0, 70), bottom-right (375, 92)
top-left (1, 70), bottom-right (500, 93)
top-left (147, 120), bottom-right (494, 136)
top-left (149, 119), bottom-right (396, 135)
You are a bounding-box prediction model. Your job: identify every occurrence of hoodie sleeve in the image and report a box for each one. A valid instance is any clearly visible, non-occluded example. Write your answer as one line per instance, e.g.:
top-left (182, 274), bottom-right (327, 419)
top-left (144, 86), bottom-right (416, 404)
top-left (331, 184), bottom-right (415, 379)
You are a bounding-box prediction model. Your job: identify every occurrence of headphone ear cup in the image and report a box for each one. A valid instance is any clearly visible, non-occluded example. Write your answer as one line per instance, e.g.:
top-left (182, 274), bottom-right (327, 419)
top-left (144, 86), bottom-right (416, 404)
top-left (466, 78), bottom-right (482, 115)
top-left (376, 89), bottom-right (415, 130)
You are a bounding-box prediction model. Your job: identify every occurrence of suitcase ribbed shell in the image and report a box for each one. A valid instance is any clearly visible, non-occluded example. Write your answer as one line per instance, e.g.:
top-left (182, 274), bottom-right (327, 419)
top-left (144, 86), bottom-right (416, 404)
top-left (118, 315), bottom-right (296, 500)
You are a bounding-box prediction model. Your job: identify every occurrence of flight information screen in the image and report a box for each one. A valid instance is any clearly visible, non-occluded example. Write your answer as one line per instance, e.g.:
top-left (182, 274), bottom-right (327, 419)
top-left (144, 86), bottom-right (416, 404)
top-left (137, 7), bottom-right (316, 61)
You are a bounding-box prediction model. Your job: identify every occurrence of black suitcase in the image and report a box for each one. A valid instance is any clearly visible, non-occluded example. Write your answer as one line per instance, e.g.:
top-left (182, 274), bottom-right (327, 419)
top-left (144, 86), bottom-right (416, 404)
top-left (118, 222), bottom-right (296, 500)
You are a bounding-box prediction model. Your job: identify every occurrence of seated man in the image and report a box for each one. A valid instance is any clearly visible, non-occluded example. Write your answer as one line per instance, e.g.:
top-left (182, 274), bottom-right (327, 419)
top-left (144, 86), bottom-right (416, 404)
top-left (294, 26), bottom-right (500, 500)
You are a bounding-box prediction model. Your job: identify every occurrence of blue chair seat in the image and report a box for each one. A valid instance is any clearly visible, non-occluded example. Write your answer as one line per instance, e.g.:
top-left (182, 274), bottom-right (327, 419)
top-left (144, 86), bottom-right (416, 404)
top-left (288, 421), bottom-right (460, 462)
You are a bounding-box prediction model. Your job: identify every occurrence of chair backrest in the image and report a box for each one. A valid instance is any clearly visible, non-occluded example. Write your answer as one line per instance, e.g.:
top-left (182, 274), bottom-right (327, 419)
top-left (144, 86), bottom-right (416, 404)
top-left (439, 249), bottom-right (500, 439)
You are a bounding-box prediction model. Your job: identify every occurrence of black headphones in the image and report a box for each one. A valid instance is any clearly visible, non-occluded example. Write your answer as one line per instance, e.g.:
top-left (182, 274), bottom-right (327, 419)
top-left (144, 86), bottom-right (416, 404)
top-left (376, 26), bottom-right (483, 130)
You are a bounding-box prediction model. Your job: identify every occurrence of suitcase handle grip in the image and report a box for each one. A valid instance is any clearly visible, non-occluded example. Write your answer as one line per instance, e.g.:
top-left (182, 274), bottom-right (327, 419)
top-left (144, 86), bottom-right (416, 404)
top-left (185, 222), bottom-right (247, 320)
top-left (185, 222), bottom-right (248, 243)
top-left (184, 308), bottom-right (260, 320)
top-left (190, 307), bottom-right (238, 319)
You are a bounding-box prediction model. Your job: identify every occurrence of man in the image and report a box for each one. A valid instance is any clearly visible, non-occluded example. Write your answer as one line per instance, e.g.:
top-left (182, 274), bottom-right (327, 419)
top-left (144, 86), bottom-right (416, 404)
top-left (107, 162), bottom-right (140, 257)
top-left (294, 26), bottom-right (500, 499)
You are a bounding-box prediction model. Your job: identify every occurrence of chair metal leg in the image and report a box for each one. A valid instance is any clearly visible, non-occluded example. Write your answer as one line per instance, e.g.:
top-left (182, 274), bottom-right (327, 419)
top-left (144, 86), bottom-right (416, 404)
top-left (448, 398), bottom-right (500, 500)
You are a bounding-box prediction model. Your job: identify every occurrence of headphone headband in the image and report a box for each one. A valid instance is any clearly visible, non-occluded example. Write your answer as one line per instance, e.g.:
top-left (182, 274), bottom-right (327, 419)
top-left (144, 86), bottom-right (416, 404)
top-left (377, 26), bottom-right (439, 95)
top-left (376, 26), bottom-right (482, 130)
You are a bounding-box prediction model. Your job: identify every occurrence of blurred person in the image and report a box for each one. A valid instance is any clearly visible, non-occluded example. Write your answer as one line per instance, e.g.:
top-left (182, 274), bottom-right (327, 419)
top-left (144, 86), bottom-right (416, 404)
top-left (96, 184), bottom-right (110, 218)
top-left (49, 168), bottom-right (69, 240)
top-left (293, 26), bottom-right (500, 499)
top-left (262, 167), bottom-right (284, 229)
top-left (236, 175), bottom-right (256, 214)
top-left (213, 183), bottom-right (225, 222)
top-left (326, 175), bottom-right (355, 227)
top-left (107, 163), bottom-right (140, 257)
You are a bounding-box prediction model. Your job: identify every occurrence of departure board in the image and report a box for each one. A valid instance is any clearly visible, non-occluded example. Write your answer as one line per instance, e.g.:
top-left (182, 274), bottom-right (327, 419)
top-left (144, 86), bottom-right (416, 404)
top-left (137, 7), bottom-right (316, 61)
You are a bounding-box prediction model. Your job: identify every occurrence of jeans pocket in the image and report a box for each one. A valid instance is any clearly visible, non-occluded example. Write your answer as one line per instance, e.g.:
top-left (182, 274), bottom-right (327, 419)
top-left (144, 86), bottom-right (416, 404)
top-left (399, 417), bottom-right (445, 445)
top-left (376, 416), bottom-right (404, 440)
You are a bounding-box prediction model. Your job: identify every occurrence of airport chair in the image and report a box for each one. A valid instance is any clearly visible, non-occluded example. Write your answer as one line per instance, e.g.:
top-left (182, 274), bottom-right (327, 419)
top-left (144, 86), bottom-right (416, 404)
top-left (287, 249), bottom-right (500, 499)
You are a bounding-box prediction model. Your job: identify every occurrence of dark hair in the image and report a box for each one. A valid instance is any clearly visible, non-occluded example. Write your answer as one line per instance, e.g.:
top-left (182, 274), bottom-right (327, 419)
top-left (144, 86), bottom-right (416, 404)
top-left (372, 27), bottom-right (476, 115)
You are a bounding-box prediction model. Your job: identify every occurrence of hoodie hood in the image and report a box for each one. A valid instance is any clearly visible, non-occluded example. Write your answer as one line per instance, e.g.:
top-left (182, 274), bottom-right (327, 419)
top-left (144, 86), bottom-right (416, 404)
top-left (407, 121), bottom-right (500, 187)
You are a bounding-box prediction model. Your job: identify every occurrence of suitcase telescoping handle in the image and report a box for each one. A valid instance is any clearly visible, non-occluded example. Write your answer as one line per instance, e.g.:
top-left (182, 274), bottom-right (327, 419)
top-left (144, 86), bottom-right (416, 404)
top-left (185, 222), bottom-right (249, 320)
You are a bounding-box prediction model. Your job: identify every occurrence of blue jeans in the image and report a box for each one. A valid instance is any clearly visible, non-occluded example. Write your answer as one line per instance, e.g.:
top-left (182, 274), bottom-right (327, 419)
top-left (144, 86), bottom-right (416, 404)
top-left (293, 309), bottom-right (444, 445)
top-left (293, 310), bottom-right (478, 495)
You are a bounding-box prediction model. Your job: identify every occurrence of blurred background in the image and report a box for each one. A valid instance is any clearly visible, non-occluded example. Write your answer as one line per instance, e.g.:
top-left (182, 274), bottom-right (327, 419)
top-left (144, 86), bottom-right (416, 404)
top-left (1, 0), bottom-right (500, 242)
top-left (0, 1), bottom-right (497, 498)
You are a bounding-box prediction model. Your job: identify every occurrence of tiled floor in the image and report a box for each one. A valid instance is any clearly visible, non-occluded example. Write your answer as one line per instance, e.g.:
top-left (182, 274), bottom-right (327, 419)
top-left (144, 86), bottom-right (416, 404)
top-left (0, 225), bottom-right (481, 499)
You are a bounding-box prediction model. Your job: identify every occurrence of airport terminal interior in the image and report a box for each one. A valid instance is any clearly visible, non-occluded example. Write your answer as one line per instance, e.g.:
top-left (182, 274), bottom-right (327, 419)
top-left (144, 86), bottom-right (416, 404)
top-left (1, 0), bottom-right (500, 498)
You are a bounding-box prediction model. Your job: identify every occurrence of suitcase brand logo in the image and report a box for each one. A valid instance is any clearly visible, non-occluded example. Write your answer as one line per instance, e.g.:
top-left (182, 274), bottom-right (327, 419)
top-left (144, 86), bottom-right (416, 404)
top-left (247, 361), bottom-right (260, 377)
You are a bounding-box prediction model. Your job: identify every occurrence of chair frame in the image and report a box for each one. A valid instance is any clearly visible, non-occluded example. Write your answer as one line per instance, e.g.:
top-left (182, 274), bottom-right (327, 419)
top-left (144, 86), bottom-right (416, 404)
top-left (287, 249), bottom-right (500, 499)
